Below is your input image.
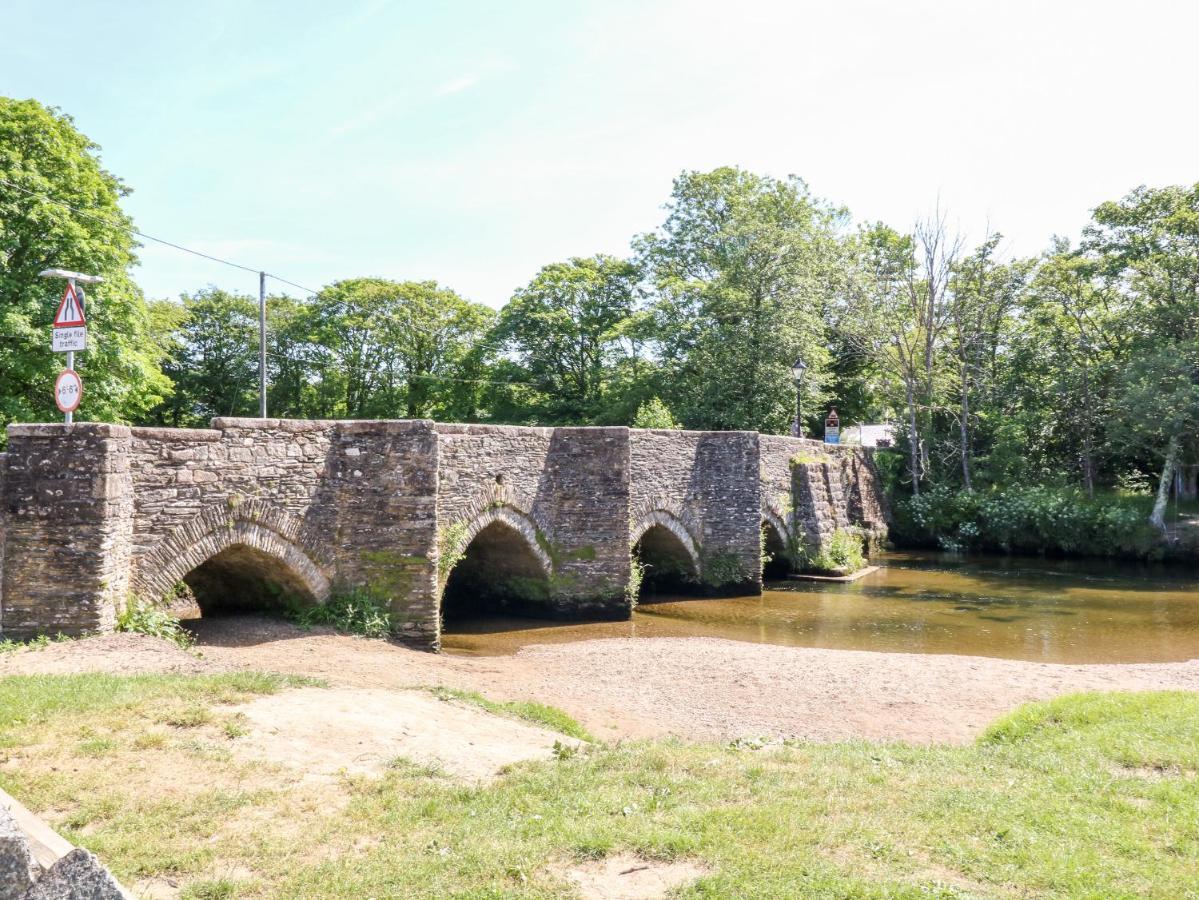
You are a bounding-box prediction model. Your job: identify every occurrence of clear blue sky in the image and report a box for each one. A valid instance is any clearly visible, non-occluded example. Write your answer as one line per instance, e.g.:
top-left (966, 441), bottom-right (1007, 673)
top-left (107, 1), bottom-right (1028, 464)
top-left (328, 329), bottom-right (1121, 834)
top-left (4, 0), bottom-right (1197, 307)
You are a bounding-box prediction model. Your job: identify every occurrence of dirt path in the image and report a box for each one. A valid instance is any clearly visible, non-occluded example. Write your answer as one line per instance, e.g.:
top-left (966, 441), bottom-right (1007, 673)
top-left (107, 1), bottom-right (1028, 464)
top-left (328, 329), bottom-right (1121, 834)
top-left (5, 619), bottom-right (1198, 745)
top-left (183, 617), bottom-right (1199, 745)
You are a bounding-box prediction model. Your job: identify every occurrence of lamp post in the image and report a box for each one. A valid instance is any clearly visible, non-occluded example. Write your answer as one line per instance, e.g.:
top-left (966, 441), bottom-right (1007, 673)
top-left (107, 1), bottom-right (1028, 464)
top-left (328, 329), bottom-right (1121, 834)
top-left (791, 356), bottom-right (808, 438)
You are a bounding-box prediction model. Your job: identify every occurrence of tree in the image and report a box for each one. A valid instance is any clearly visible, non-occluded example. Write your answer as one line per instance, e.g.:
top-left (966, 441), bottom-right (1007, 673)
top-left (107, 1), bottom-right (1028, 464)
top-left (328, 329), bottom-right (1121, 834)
top-left (309, 278), bottom-right (494, 419)
top-left (632, 397), bottom-right (680, 429)
top-left (947, 233), bottom-right (1029, 491)
top-left (843, 224), bottom-right (925, 493)
top-left (0, 98), bottom-right (170, 432)
top-left (1110, 348), bottom-right (1199, 528)
top-left (1082, 184), bottom-right (1199, 522)
top-left (638, 168), bottom-right (844, 434)
top-left (489, 255), bottom-right (641, 424)
top-left (1022, 243), bottom-right (1125, 496)
top-left (150, 288), bottom-right (259, 426)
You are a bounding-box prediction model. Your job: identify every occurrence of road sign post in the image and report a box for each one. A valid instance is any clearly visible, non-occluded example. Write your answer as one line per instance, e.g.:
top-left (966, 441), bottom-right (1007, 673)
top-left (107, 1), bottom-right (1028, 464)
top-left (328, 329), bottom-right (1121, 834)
top-left (39, 269), bottom-right (102, 424)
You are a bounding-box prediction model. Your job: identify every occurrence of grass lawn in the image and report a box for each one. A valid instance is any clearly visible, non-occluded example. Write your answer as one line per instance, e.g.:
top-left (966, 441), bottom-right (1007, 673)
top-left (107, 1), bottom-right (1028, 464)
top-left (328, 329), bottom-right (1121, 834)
top-left (0, 673), bottom-right (1196, 898)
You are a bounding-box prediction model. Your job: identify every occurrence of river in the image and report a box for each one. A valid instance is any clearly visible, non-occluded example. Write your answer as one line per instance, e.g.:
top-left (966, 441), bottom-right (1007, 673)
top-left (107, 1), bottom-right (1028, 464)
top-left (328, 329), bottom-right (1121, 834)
top-left (441, 550), bottom-right (1199, 663)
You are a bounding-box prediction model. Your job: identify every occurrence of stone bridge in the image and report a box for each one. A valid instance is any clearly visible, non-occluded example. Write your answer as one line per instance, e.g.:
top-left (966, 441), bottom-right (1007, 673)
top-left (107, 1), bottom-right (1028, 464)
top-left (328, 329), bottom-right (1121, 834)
top-left (0, 419), bottom-right (887, 650)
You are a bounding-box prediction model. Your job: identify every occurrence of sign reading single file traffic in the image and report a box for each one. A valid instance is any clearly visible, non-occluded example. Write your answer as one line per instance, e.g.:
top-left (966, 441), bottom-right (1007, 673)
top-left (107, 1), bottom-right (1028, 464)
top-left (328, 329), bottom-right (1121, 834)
top-left (51, 281), bottom-right (87, 352)
top-left (52, 326), bottom-right (86, 352)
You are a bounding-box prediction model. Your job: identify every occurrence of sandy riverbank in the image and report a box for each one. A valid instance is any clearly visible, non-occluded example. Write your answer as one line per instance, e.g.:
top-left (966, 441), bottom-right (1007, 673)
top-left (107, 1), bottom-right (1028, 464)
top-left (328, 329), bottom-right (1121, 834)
top-left (6, 617), bottom-right (1196, 745)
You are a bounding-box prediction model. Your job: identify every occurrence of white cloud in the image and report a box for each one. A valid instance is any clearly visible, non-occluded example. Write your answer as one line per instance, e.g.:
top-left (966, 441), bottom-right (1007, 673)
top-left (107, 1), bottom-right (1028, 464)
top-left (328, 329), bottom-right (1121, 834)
top-left (435, 74), bottom-right (479, 96)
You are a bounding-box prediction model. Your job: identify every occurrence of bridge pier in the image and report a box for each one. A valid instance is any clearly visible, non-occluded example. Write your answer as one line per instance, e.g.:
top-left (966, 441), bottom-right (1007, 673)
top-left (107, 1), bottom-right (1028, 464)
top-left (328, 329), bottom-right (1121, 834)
top-left (0, 419), bottom-right (887, 649)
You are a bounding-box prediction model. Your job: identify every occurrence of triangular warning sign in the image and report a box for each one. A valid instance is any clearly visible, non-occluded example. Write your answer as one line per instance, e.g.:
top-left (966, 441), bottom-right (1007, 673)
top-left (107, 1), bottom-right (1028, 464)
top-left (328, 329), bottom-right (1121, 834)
top-left (53, 283), bottom-right (86, 328)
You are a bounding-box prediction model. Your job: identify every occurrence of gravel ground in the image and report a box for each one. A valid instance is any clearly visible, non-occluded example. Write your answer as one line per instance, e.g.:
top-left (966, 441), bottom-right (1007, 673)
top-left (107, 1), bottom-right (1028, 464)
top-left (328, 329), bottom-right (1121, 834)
top-left (189, 617), bottom-right (1199, 744)
top-left (0, 633), bottom-right (224, 677)
top-left (4, 619), bottom-right (1197, 745)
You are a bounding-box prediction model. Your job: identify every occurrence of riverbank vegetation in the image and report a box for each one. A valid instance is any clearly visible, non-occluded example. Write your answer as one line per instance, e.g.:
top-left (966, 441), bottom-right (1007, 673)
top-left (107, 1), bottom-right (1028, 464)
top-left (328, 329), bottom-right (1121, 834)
top-left (0, 672), bottom-right (1195, 897)
top-left (3, 97), bottom-right (1198, 550)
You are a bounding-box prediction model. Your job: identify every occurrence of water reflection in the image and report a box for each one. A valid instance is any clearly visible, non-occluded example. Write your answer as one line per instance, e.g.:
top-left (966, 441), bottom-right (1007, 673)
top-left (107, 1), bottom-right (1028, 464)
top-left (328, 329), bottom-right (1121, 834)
top-left (440, 551), bottom-right (1199, 663)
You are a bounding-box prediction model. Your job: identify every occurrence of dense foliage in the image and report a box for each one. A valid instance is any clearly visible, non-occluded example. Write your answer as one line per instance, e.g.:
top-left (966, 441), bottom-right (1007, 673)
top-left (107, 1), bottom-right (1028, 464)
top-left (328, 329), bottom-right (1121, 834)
top-left (0, 98), bottom-right (170, 432)
top-left (892, 485), bottom-right (1166, 559)
top-left (3, 96), bottom-right (1197, 543)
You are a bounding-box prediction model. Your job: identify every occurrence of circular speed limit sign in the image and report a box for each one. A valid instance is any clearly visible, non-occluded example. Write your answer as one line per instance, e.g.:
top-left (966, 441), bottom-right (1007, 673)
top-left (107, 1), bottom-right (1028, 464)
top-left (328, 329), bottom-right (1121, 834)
top-left (54, 368), bottom-right (83, 414)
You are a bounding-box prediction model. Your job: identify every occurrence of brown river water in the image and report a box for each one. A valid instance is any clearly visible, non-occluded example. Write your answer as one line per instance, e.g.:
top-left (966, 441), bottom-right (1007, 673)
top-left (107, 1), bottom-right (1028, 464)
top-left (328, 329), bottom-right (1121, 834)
top-left (441, 551), bottom-right (1199, 663)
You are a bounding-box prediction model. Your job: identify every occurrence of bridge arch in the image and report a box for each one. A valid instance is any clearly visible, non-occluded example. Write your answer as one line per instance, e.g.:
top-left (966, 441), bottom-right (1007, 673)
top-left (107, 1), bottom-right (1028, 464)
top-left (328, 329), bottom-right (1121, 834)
top-left (133, 502), bottom-right (332, 615)
top-left (439, 505), bottom-right (554, 622)
top-left (630, 509), bottom-right (701, 597)
top-left (761, 507), bottom-right (793, 579)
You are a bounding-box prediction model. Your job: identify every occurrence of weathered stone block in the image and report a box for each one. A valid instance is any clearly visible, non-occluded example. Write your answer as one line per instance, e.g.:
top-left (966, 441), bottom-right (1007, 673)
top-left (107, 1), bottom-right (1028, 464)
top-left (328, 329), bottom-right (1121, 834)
top-left (0, 805), bottom-right (39, 899)
top-left (20, 848), bottom-right (130, 899)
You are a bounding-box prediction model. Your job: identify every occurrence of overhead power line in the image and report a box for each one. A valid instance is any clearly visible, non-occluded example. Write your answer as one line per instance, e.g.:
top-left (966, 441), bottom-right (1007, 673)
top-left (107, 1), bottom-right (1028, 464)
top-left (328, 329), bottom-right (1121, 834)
top-left (0, 177), bottom-right (322, 296)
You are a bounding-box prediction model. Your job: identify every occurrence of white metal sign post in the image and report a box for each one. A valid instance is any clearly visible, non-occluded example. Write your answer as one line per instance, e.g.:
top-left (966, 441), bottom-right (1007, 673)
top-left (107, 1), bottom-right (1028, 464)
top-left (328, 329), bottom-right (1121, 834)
top-left (39, 268), bottom-right (102, 424)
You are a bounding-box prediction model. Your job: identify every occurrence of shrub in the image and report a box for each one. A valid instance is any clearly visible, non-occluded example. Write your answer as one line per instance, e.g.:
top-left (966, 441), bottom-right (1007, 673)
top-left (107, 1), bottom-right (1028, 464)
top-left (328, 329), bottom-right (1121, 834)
top-left (117, 599), bottom-right (194, 648)
top-left (807, 529), bottom-right (866, 573)
top-left (291, 589), bottom-right (392, 638)
top-left (892, 485), bottom-right (1163, 560)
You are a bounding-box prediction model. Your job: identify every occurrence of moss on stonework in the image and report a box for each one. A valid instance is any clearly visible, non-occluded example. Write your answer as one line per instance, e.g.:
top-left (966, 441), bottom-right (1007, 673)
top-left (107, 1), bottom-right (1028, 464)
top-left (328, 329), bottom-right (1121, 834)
top-left (534, 527), bottom-right (595, 567)
top-left (358, 549), bottom-right (427, 600)
top-left (790, 452), bottom-right (831, 467)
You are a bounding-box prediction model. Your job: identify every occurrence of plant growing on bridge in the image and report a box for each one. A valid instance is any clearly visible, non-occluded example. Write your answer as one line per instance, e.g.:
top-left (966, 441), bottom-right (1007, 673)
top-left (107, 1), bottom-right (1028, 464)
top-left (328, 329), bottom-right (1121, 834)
top-left (625, 552), bottom-right (645, 605)
top-left (291, 588), bottom-right (392, 638)
top-left (436, 521), bottom-right (471, 584)
top-left (117, 598), bottom-right (194, 648)
top-left (806, 529), bottom-right (866, 574)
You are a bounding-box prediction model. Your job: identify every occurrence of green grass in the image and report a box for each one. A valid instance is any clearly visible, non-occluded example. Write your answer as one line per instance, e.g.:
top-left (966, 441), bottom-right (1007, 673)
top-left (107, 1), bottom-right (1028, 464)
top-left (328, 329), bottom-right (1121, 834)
top-left (425, 685), bottom-right (595, 742)
top-left (0, 675), bottom-right (1195, 897)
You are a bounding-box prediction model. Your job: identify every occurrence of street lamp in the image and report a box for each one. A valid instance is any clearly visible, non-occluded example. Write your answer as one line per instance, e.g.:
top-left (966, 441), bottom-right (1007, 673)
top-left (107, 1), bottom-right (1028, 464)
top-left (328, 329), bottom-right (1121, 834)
top-left (791, 356), bottom-right (808, 438)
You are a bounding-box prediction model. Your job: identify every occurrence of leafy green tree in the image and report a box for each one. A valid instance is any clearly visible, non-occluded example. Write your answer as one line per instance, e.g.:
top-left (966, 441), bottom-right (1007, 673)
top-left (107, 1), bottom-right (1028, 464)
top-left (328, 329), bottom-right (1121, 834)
top-left (489, 255), bottom-right (641, 424)
top-left (1110, 348), bottom-right (1199, 528)
top-left (946, 234), bottom-right (1031, 490)
top-left (0, 98), bottom-right (170, 431)
top-left (1020, 243), bottom-right (1125, 495)
top-left (632, 396), bottom-right (680, 429)
top-left (309, 278), bottom-right (494, 419)
top-left (843, 223), bottom-right (932, 493)
top-left (1082, 184), bottom-right (1199, 521)
top-left (265, 294), bottom-right (320, 418)
top-left (150, 288), bottom-right (258, 426)
top-left (637, 168), bottom-right (845, 434)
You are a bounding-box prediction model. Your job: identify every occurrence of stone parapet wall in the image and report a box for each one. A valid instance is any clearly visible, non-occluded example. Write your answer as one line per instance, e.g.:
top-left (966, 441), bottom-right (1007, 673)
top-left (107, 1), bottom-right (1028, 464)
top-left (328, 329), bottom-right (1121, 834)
top-left (0, 419), bottom-right (889, 645)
